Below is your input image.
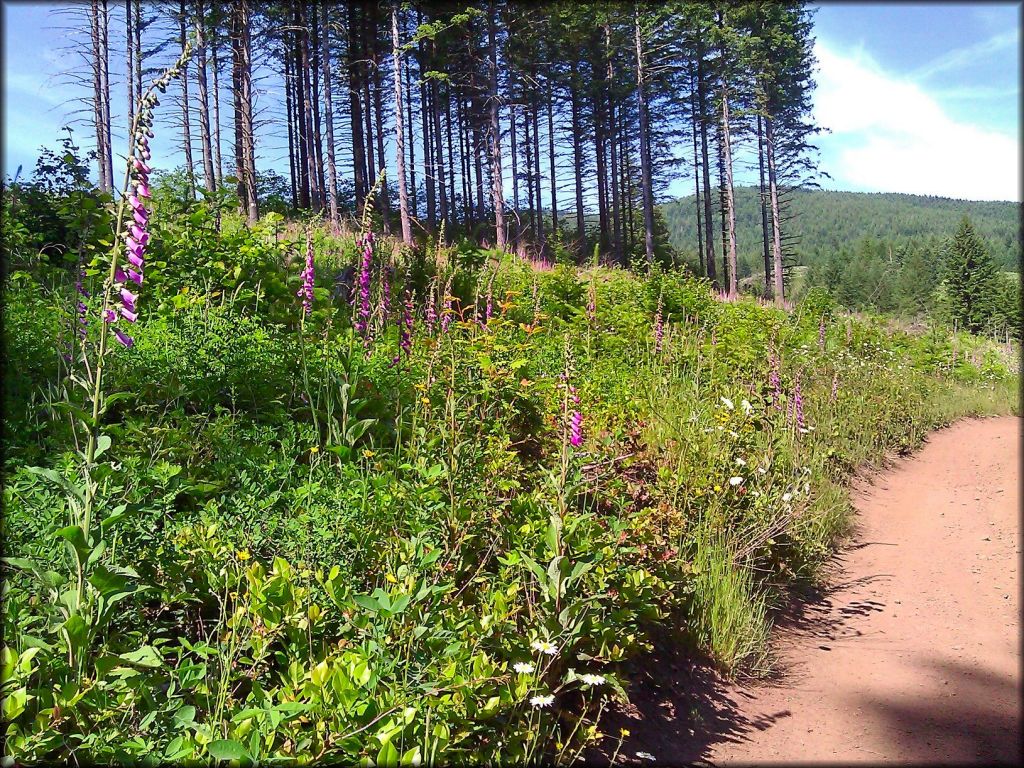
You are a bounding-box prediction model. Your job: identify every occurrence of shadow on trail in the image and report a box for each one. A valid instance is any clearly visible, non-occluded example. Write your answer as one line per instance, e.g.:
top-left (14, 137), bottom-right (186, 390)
top-left (856, 657), bottom-right (1022, 765)
top-left (588, 551), bottom-right (898, 766)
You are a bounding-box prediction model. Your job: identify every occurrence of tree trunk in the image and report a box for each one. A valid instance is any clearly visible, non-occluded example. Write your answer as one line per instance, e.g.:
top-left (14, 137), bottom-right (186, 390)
top-left (90, 0), bottom-right (107, 189)
top-left (444, 95), bottom-right (456, 227)
top-left (291, 15), bottom-right (310, 209)
top-left (696, 55), bottom-right (717, 287)
top-left (232, 0), bottom-right (257, 222)
top-left (510, 103), bottom-right (519, 242)
top-left (605, 23), bottom-right (621, 264)
top-left (404, 32), bottom-right (416, 216)
top-left (487, 6), bottom-right (506, 250)
top-left (766, 116), bottom-right (785, 304)
top-left (523, 101), bottom-right (534, 241)
top-left (531, 97), bottom-right (544, 250)
top-left (209, 2), bottom-right (223, 189)
top-left (720, 82), bottom-right (738, 298)
top-left (688, 61), bottom-right (704, 275)
top-left (179, 0), bottom-right (195, 199)
top-left (126, 0), bottom-right (134, 139)
top-left (634, 7), bottom-right (655, 269)
top-left (756, 112), bottom-right (771, 293)
top-left (419, 32), bottom-right (435, 231)
top-left (593, 84), bottom-right (608, 254)
top-left (347, 3), bottom-right (367, 214)
top-left (195, 0), bottom-right (216, 194)
top-left (459, 97), bottom-right (472, 227)
top-left (99, 0), bottom-right (113, 192)
top-left (370, 6), bottom-right (390, 232)
top-left (546, 78), bottom-right (558, 240)
top-left (391, 4), bottom-right (412, 244)
top-left (569, 61), bottom-right (585, 249)
top-left (285, 51), bottom-right (298, 208)
top-left (321, 3), bottom-right (339, 226)
top-left (310, 5), bottom-right (326, 204)
top-left (299, 1), bottom-right (322, 213)
top-left (432, 79), bottom-right (448, 227)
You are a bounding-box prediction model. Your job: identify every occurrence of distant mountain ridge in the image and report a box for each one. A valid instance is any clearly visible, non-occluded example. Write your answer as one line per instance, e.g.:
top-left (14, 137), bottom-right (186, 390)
top-left (661, 187), bottom-right (1021, 272)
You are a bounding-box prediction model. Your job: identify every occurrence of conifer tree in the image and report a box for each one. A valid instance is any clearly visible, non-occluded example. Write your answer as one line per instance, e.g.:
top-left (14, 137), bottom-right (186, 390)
top-left (944, 216), bottom-right (1001, 334)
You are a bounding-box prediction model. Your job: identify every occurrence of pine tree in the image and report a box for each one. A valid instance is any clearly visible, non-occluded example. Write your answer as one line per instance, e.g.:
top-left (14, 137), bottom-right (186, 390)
top-left (944, 216), bottom-right (1001, 334)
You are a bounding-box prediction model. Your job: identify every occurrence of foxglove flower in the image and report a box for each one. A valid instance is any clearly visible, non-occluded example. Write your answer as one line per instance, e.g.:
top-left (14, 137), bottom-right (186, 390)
top-left (355, 230), bottom-right (374, 341)
top-left (297, 233), bottom-right (315, 317)
top-left (818, 315), bottom-right (827, 351)
top-left (586, 282), bottom-right (596, 325)
top-left (830, 372), bottom-right (840, 402)
top-left (653, 292), bottom-right (664, 354)
top-left (425, 279), bottom-right (438, 334)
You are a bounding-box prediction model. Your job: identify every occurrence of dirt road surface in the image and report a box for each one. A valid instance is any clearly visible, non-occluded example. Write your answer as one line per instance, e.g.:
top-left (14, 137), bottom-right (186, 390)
top-left (603, 416), bottom-right (1020, 765)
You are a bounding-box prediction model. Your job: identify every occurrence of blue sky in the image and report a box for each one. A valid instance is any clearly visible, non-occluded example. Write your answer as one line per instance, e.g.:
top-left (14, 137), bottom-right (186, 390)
top-left (3, 1), bottom-right (1020, 202)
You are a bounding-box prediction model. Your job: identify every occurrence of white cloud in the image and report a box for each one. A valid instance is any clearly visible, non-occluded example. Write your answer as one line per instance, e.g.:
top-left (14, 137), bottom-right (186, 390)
top-left (909, 29), bottom-right (1018, 81)
top-left (813, 40), bottom-right (1019, 202)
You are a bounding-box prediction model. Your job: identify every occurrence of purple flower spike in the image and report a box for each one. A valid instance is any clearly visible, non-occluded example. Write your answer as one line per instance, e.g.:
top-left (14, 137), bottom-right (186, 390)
top-left (120, 307), bottom-right (138, 322)
top-left (137, 182), bottom-right (151, 198)
top-left (102, 308), bottom-right (117, 323)
top-left (129, 194), bottom-right (141, 209)
top-left (115, 267), bottom-right (128, 284)
top-left (127, 269), bottom-right (143, 285)
top-left (570, 410), bottom-right (583, 447)
top-left (133, 158), bottom-right (151, 174)
top-left (120, 287), bottom-right (138, 307)
top-left (113, 328), bottom-right (134, 348)
top-left (127, 251), bottom-right (145, 269)
top-left (129, 224), bottom-right (145, 240)
top-left (133, 209), bottom-right (148, 227)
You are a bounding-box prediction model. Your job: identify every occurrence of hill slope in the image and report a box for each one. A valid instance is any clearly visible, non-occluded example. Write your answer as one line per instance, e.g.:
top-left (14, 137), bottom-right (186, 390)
top-left (662, 187), bottom-right (1021, 272)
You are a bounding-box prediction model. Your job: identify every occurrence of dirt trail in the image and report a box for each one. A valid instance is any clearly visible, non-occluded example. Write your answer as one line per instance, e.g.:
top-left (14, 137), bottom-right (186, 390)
top-left (604, 416), bottom-right (1021, 766)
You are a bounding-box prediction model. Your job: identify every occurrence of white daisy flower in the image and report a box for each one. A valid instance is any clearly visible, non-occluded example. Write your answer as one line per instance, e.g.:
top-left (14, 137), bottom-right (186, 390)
top-left (531, 640), bottom-right (557, 655)
top-left (804, 482), bottom-right (810, 493)
top-left (782, 492), bottom-right (792, 502)
top-left (513, 662), bottom-right (535, 674)
top-left (530, 694), bottom-right (555, 708)
top-left (735, 458), bottom-right (746, 466)
top-left (757, 466), bottom-right (768, 474)
top-left (720, 397), bottom-right (734, 410)
top-left (579, 673), bottom-right (606, 686)
top-left (729, 476), bottom-right (744, 486)
top-left (741, 399), bottom-right (753, 414)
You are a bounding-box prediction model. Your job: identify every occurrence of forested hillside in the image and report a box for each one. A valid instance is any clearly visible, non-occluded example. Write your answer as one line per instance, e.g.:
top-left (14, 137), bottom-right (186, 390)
top-left (663, 187), bottom-right (1021, 272)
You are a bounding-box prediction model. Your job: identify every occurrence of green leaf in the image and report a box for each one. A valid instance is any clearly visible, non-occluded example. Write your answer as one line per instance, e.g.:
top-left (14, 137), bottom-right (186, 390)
top-left (173, 705), bottom-right (197, 727)
top-left (207, 739), bottom-right (250, 762)
top-left (118, 645), bottom-right (164, 669)
top-left (376, 739), bottom-right (399, 768)
top-left (93, 434), bottom-right (112, 460)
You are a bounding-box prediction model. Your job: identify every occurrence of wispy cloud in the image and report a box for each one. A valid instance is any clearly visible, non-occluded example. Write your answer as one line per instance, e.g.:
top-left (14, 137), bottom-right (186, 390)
top-left (813, 40), bottom-right (1019, 202)
top-left (909, 29), bottom-right (1019, 81)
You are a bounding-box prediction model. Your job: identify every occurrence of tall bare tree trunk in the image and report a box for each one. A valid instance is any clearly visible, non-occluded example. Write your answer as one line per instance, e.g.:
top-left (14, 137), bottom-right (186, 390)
top-left (126, 0), bottom-right (134, 139)
top-left (444, 95), bottom-right (456, 227)
top-left (689, 62), bottom-right (704, 275)
top-left (510, 103), bottom-right (519, 241)
top-left (696, 54), bottom-right (717, 287)
top-left (431, 76), bottom-right (448, 226)
top-left (195, 0), bottom-right (215, 194)
top-left (766, 116), bottom-right (785, 304)
top-left (720, 84), bottom-right (738, 298)
top-left (569, 61), bottom-right (585, 248)
top-left (321, 4), bottom-right (339, 227)
top-left (404, 32), bottom-right (416, 216)
top-left (310, 4), bottom-right (326, 204)
top-left (605, 23), bottom-right (620, 264)
top-left (232, 0), bottom-right (257, 222)
top-left (90, 0), bottom-right (110, 191)
top-left (487, 6), bottom-right (506, 250)
top-left (546, 79), bottom-right (558, 240)
top-left (179, 0), bottom-right (195, 199)
top-left (209, 2), bottom-right (223, 188)
top-left (299, 2), bottom-right (322, 214)
top-left (634, 7), bottom-right (655, 269)
top-left (391, 5), bottom-right (412, 244)
top-left (756, 112), bottom-right (771, 293)
top-left (347, 4), bottom-right (367, 214)
top-left (531, 97), bottom-right (544, 250)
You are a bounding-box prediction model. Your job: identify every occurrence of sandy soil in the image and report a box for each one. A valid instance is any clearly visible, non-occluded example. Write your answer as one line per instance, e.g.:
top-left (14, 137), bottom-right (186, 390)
top-left (599, 416), bottom-right (1021, 766)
